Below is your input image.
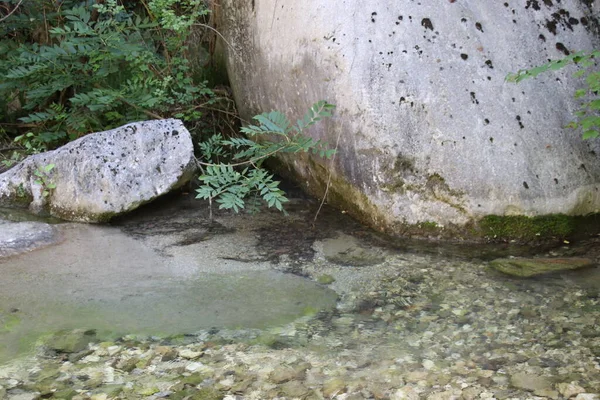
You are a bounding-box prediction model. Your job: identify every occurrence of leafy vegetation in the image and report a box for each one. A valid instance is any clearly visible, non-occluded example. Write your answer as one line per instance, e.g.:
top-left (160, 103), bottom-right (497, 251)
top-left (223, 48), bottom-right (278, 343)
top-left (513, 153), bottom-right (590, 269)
top-left (33, 164), bottom-right (57, 198)
top-left (0, 0), bottom-right (335, 215)
top-left (195, 101), bottom-right (336, 214)
top-left (507, 50), bottom-right (600, 140)
top-left (0, 0), bottom-right (214, 164)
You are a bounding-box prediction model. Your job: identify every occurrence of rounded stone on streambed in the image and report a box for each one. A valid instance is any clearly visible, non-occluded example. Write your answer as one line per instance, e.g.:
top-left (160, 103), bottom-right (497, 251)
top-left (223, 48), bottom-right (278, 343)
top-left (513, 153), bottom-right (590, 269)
top-left (268, 365), bottom-right (306, 384)
top-left (0, 220), bottom-right (59, 258)
top-left (322, 377), bottom-right (347, 398)
top-left (42, 330), bottom-right (97, 355)
top-left (489, 257), bottom-right (595, 277)
top-left (318, 234), bottom-right (386, 267)
top-left (280, 380), bottom-right (310, 398)
top-left (178, 348), bottom-right (202, 360)
top-left (509, 372), bottom-right (553, 392)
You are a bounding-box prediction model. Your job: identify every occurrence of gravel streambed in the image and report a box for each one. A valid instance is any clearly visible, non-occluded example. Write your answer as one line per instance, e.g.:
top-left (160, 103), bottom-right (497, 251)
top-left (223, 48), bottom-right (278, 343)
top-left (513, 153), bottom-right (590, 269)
top-left (1, 236), bottom-right (599, 400)
top-left (1, 194), bottom-right (599, 400)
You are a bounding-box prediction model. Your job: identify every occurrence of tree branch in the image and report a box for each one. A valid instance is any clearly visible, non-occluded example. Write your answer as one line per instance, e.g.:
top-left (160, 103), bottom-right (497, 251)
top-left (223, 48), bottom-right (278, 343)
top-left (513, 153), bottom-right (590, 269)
top-left (0, 0), bottom-right (24, 23)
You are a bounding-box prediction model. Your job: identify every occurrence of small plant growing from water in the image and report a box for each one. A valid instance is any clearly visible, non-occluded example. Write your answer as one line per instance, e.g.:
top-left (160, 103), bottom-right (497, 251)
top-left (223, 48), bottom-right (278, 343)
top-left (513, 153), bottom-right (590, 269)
top-left (33, 164), bottom-right (56, 198)
top-left (195, 101), bottom-right (336, 215)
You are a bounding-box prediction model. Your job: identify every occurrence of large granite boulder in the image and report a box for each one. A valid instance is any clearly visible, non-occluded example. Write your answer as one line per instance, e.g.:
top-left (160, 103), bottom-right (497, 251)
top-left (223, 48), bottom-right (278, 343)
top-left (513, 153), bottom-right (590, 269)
top-left (219, 0), bottom-right (600, 236)
top-left (0, 119), bottom-right (195, 222)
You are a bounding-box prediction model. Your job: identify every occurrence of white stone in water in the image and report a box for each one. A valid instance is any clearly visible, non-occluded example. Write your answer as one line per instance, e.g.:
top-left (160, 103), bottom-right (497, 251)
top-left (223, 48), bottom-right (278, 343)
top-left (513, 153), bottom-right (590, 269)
top-left (103, 366), bottom-right (115, 383)
top-left (574, 395), bottom-right (600, 400)
top-left (557, 383), bottom-right (586, 399)
top-left (185, 362), bottom-right (204, 372)
top-left (82, 355), bottom-right (101, 363)
top-left (178, 349), bottom-right (202, 359)
top-left (422, 359), bottom-right (435, 370)
top-left (391, 386), bottom-right (419, 400)
top-left (5, 379), bottom-right (19, 389)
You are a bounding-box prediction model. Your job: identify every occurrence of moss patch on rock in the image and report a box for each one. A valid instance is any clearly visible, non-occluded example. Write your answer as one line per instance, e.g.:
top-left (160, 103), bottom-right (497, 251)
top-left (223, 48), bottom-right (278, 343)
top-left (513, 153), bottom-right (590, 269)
top-left (478, 214), bottom-right (575, 241)
top-left (268, 151), bottom-right (600, 243)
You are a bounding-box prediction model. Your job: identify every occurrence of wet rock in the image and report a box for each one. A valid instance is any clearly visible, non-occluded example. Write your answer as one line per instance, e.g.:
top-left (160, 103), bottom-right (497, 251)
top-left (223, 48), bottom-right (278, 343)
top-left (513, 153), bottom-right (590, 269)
top-left (317, 274), bottom-right (335, 285)
top-left (460, 386), bottom-right (482, 400)
top-left (6, 393), bottom-right (40, 400)
top-left (50, 388), bottom-right (77, 399)
top-left (581, 327), bottom-right (598, 338)
top-left (193, 387), bottom-right (223, 400)
top-left (178, 348), bottom-right (202, 360)
top-left (426, 389), bottom-right (461, 400)
top-left (490, 258), bottom-right (595, 277)
top-left (0, 221), bottom-right (58, 258)
top-left (405, 370), bottom-right (428, 383)
top-left (510, 372), bottom-right (553, 392)
top-left (0, 119), bottom-right (195, 222)
top-left (574, 395), bottom-right (600, 400)
top-left (269, 366), bottom-right (306, 384)
top-left (94, 384), bottom-right (123, 398)
top-left (323, 378), bottom-right (346, 398)
top-left (280, 380), bottom-right (309, 398)
top-left (557, 382), bottom-right (586, 398)
top-left (155, 346), bottom-right (178, 362)
top-left (115, 357), bottom-right (139, 373)
top-left (391, 386), bottom-right (419, 400)
top-left (43, 329), bottom-right (96, 354)
top-left (185, 362), bottom-right (205, 373)
top-left (230, 378), bottom-right (253, 393)
top-left (320, 234), bottom-right (386, 267)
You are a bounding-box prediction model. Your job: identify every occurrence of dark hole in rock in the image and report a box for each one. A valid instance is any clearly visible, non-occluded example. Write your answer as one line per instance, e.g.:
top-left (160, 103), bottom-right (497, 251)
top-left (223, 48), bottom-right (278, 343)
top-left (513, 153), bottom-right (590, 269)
top-left (421, 18), bottom-right (434, 31)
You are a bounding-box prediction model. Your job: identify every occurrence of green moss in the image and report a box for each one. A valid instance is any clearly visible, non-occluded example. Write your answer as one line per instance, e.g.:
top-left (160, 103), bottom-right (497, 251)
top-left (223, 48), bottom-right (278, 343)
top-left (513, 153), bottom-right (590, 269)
top-left (180, 373), bottom-right (208, 386)
top-left (52, 388), bottom-right (79, 399)
top-left (479, 214), bottom-right (575, 241)
top-left (424, 173), bottom-right (467, 214)
top-left (393, 154), bottom-right (416, 173)
top-left (302, 306), bottom-right (319, 316)
top-left (417, 221), bottom-right (439, 233)
top-left (0, 313), bottom-right (21, 333)
top-left (316, 274), bottom-right (335, 285)
top-left (381, 179), bottom-right (406, 194)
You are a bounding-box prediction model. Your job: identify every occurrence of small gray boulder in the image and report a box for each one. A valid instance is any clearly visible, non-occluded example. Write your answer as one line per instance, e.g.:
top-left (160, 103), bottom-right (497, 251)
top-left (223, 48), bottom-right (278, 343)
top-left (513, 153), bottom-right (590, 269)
top-left (0, 219), bottom-right (58, 258)
top-left (0, 119), bottom-right (196, 222)
top-left (490, 257), bottom-right (595, 277)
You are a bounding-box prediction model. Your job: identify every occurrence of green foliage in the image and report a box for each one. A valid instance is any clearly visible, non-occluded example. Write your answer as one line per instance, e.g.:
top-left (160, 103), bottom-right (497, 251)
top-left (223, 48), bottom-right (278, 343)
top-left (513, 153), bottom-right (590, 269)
top-left (0, 0), bottom-right (214, 158)
top-left (507, 50), bottom-right (600, 140)
top-left (33, 163), bottom-right (56, 197)
top-left (196, 101), bottom-right (336, 213)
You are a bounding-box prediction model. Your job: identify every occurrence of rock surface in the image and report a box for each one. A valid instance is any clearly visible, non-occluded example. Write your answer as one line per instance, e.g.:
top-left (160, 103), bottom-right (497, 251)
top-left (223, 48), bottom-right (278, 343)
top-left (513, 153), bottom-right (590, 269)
top-left (219, 0), bottom-right (600, 236)
top-left (490, 257), bottom-right (595, 277)
top-left (0, 119), bottom-right (195, 222)
top-left (0, 219), bottom-right (58, 258)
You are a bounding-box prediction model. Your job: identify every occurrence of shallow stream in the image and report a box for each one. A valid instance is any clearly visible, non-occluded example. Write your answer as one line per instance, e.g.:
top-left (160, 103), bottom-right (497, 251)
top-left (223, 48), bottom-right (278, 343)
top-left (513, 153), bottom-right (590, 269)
top-left (0, 191), bottom-right (598, 399)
